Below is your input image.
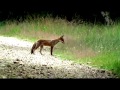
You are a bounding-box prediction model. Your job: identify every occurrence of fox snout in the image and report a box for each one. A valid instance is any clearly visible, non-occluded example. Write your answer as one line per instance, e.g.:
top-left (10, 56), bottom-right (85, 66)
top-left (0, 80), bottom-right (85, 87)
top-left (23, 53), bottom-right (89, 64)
top-left (62, 41), bottom-right (64, 44)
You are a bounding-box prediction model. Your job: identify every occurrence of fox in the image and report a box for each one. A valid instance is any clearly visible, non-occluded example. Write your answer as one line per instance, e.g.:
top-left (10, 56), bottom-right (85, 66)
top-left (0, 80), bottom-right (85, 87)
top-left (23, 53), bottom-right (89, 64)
top-left (31, 35), bottom-right (64, 55)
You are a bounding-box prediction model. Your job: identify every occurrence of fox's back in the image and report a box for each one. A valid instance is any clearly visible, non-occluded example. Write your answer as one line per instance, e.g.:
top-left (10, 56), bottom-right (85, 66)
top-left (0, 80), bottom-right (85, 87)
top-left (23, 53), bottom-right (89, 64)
top-left (38, 40), bottom-right (52, 46)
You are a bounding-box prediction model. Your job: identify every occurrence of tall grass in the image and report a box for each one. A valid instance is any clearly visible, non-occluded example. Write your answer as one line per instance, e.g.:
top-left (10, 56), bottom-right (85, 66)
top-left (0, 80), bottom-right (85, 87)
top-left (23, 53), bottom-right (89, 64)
top-left (0, 15), bottom-right (120, 77)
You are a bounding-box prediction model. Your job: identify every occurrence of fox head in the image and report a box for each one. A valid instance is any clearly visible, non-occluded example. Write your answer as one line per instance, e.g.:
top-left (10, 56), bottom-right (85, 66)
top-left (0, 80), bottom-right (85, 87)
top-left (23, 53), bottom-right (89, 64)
top-left (59, 35), bottom-right (64, 44)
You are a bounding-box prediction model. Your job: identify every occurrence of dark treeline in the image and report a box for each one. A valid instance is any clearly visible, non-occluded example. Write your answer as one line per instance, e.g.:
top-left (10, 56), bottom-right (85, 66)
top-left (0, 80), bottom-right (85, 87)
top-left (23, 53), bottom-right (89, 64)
top-left (0, 0), bottom-right (120, 24)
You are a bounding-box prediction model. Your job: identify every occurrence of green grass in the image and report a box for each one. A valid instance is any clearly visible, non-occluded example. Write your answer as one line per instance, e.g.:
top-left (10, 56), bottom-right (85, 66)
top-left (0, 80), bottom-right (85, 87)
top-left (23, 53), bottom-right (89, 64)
top-left (0, 15), bottom-right (120, 77)
top-left (86, 51), bottom-right (120, 76)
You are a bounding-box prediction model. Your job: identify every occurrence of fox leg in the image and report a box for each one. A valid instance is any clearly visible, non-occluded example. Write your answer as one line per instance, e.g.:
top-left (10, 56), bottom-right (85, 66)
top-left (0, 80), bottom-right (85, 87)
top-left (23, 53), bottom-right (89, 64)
top-left (51, 46), bottom-right (53, 55)
top-left (40, 45), bottom-right (43, 55)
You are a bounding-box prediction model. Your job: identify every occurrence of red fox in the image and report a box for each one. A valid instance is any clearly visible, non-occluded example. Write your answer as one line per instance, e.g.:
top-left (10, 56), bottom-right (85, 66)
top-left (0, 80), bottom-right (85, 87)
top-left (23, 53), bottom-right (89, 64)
top-left (31, 35), bottom-right (64, 55)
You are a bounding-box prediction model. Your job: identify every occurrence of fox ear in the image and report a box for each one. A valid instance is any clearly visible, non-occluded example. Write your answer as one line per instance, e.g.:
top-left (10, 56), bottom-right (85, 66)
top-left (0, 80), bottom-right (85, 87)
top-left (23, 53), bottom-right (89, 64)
top-left (61, 35), bottom-right (64, 38)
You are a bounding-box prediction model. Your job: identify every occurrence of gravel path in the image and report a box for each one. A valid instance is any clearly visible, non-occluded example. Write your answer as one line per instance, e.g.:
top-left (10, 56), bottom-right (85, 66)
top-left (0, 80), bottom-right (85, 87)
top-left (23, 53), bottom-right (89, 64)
top-left (0, 36), bottom-right (117, 78)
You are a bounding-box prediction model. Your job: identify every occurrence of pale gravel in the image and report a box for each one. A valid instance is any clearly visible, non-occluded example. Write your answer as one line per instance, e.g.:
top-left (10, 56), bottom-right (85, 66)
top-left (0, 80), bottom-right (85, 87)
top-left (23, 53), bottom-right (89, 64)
top-left (0, 36), bottom-right (117, 78)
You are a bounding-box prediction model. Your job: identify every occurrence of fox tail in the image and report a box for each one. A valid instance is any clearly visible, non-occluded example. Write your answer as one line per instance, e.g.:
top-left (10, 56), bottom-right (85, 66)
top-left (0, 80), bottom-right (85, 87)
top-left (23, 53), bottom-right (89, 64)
top-left (31, 42), bottom-right (36, 54)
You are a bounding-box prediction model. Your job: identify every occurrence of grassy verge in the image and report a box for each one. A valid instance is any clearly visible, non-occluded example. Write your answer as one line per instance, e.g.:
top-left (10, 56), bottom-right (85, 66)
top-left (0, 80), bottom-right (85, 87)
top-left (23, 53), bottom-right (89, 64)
top-left (0, 15), bottom-right (120, 77)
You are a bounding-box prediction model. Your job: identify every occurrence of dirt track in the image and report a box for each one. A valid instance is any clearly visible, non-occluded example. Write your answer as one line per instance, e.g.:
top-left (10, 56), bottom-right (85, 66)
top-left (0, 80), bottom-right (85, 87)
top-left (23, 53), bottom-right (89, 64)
top-left (0, 36), bottom-right (117, 78)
